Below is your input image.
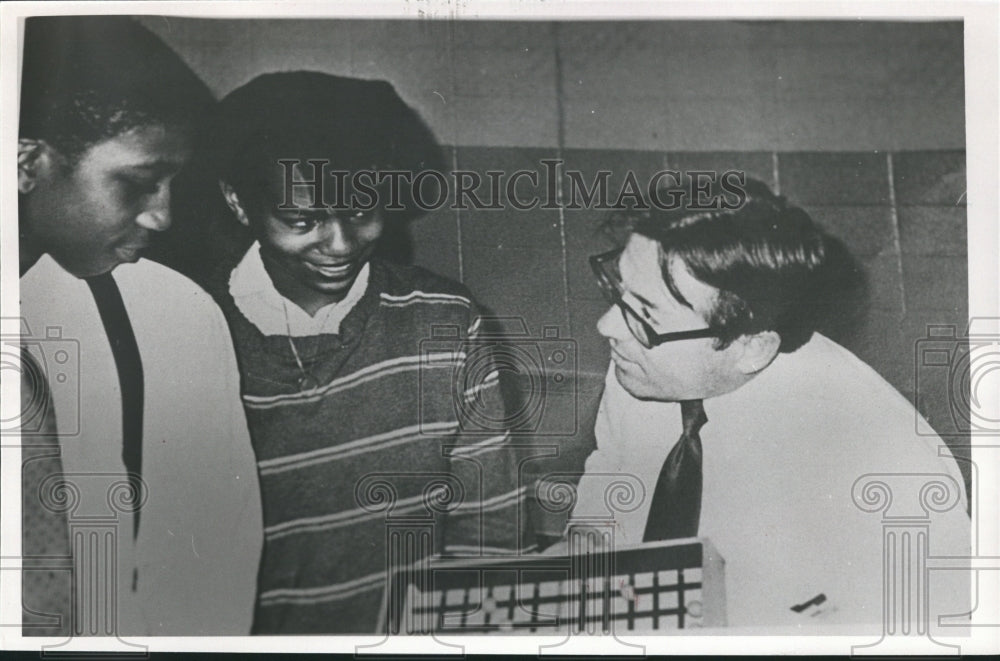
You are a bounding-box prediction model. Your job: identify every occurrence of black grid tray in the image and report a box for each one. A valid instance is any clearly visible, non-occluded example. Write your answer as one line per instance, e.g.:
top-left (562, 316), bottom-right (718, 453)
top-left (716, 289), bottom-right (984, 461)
top-left (381, 537), bottom-right (726, 634)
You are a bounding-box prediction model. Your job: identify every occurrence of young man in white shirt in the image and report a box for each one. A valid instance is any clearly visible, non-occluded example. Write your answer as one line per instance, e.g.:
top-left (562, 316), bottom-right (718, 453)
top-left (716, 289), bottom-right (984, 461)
top-left (17, 16), bottom-right (262, 635)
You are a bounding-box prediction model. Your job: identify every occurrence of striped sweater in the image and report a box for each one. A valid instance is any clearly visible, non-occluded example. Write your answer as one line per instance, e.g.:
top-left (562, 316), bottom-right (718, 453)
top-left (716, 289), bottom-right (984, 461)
top-left (207, 257), bottom-right (533, 633)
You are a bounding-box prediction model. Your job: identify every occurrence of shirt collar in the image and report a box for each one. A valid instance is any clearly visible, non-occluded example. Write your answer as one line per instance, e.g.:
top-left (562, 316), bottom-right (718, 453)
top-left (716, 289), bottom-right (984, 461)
top-left (228, 242), bottom-right (370, 337)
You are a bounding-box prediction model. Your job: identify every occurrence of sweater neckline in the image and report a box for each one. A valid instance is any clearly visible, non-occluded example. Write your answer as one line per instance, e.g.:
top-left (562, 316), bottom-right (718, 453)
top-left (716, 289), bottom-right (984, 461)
top-left (225, 258), bottom-right (390, 360)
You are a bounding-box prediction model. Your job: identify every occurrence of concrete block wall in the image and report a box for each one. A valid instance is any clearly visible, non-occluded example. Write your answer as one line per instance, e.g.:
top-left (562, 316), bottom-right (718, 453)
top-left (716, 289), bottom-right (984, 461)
top-left (140, 17), bottom-right (970, 501)
top-left (405, 148), bottom-right (969, 499)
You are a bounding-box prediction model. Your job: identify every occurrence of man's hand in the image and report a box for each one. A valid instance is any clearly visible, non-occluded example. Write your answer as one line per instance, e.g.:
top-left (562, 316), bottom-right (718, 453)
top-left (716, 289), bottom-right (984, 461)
top-left (539, 526), bottom-right (613, 556)
top-left (540, 538), bottom-right (569, 556)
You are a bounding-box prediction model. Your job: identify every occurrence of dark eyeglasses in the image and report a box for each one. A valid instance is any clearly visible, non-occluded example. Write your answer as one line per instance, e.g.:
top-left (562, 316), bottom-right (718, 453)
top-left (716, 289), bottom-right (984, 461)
top-left (589, 248), bottom-right (718, 349)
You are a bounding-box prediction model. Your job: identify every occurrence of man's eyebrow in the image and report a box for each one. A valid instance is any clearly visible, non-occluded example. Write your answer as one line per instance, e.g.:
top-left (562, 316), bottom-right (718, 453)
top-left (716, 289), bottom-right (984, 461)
top-left (629, 290), bottom-right (658, 310)
top-left (120, 160), bottom-right (185, 174)
top-left (626, 281), bottom-right (693, 312)
top-left (273, 207), bottom-right (323, 215)
top-left (662, 277), bottom-right (694, 310)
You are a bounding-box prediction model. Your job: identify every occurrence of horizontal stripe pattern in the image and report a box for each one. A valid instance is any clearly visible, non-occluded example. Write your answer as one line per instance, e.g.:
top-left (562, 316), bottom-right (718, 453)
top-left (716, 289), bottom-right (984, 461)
top-left (448, 432), bottom-right (510, 458)
top-left (259, 571), bottom-right (385, 607)
top-left (212, 259), bottom-right (528, 633)
top-left (243, 351), bottom-right (464, 409)
top-left (258, 421), bottom-right (459, 476)
top-left (463, 369), bottom-right (500, 404)
top-left (467, 315), bottom-right (483, 339)
top-left (452, 485), bottom-right (528, 514)
top-left (264, 492), bottom-right (435, 541)
top-left (380, 291), bottom-right (471, 307)
top-left (264, 478), bottom-right (527, 542)
top-left (443, 543), bottom-right (539, 556)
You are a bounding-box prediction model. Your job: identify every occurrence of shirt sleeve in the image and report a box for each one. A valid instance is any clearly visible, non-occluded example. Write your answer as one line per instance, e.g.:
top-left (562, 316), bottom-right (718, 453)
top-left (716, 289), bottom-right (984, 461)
top-left (567, 366), bottom-right (617, 521)
top-left (567, 365), bottom-right (642, 524)
top-left (813, 444), bottom-right (972, 628)
top-left (729, 420), bottom-right (973, 629)
top-left (564, 366), bottom-right (662, 548)
top-left (196, 301), bottom-right (265, 633)
top-left (135, 275), bottom-right (265, 635)
top-left (441, 312), bottom-right (536, 556)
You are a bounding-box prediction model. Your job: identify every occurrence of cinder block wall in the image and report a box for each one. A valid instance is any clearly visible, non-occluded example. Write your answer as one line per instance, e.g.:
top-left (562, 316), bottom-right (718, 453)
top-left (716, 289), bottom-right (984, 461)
top-left (413, 147), bottom-right (968, 504)
top-left (142, 17), bottom-right (970, 500)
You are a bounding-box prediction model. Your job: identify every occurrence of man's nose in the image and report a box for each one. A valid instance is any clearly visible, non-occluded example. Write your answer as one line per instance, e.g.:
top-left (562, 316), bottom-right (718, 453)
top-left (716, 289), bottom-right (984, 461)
top-left (316, 218), bottom-right (353, 256)
top-left (136, 185), bottom-right (172, 232)
top-left (597, 304), bottom-right (629, 341)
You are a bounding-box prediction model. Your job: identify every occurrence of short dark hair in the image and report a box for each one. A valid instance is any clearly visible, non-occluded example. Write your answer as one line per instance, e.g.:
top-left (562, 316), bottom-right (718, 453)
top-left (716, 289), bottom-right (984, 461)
top-left (617, 177), bottom-right (831, 353)
top-left (206, 71), bottom-right (445, 222)
top-left (18, 16), bottom-right (213, 162)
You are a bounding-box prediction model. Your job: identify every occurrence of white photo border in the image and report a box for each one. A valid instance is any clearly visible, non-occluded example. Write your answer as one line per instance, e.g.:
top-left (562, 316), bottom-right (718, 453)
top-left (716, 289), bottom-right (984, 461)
top-left (1, 0), bottom-right (997, 655)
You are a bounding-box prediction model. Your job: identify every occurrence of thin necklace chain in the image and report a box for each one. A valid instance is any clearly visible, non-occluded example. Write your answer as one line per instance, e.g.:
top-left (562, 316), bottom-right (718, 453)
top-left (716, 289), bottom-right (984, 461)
top-left (280, 297), bottom-right (339, 391)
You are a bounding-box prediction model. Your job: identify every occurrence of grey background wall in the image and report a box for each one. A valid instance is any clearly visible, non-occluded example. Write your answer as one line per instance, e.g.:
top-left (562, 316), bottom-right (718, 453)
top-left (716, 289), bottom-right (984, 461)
top-left (140, 17), bottom-right (970, 507)
top-left (139, 19), bottom-right (964, 151)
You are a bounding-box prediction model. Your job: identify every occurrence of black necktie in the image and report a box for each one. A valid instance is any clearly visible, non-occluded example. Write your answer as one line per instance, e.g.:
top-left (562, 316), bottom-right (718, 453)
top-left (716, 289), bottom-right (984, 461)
top-left (643, 400), bottom-right (707, 543)
top-left (86, 273), bottom-right (144, 541)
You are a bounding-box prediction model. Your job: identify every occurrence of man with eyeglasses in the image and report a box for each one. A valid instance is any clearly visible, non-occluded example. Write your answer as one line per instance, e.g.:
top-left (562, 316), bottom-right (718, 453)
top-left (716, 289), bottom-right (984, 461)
top-left (567, 177), bottom-right (970, 629)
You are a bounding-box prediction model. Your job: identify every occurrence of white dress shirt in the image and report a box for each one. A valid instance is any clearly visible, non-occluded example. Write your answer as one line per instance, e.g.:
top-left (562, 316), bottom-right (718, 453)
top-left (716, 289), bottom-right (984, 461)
top-left (228, 242), bottom-right (369, 336)
top-left (20, 255), bottom-right (263, 635)
top-left (571, 333), bottom-right (970, 631)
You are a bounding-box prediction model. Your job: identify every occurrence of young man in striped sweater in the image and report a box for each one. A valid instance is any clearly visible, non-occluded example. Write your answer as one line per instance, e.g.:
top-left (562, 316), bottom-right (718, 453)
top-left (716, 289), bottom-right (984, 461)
top-left (202, 72), bottom-right (534, 633)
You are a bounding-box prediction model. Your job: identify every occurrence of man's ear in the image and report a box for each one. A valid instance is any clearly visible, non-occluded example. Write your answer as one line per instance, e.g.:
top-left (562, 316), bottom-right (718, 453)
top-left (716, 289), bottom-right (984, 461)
top-left (735, 330), bottom-right (781, 375)
top-left (18, 138), bottom-right (52, 194)
top-left (219, 181), bottom-right (251, 227)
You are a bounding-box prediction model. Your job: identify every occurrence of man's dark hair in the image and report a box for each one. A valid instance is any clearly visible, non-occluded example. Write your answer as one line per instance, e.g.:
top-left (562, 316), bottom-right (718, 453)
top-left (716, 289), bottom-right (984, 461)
top-left (206, 71), bottom-right (445, 223)
top-left (617, 177), bottom-right (836, 353)
top-left (18, 16), bottom-right (213, 162)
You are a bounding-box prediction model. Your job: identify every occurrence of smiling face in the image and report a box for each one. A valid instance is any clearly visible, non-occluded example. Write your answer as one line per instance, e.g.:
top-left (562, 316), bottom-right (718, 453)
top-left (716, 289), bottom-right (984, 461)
top-left (597, 234), bottom-right (753, 402)
top-left (19, 123), bottom-right (191, 277)
top-left (222, 160), bottom-right (384, 315)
